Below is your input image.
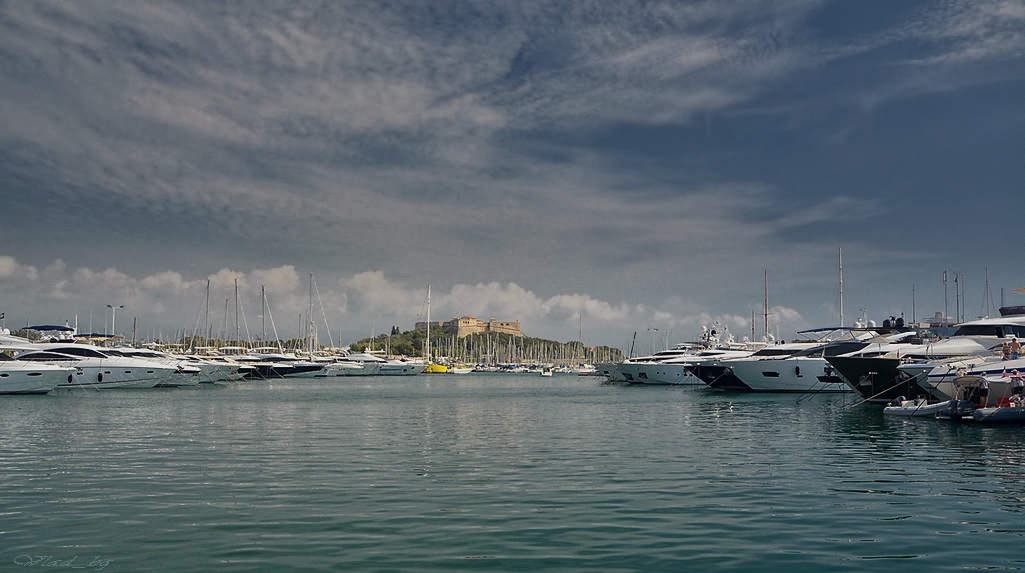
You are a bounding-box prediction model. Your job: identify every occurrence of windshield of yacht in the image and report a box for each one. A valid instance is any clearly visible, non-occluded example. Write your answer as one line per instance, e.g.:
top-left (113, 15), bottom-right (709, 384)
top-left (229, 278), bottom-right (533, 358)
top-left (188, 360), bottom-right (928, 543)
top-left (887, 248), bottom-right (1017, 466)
top-left (16, 351), bottom-right (84, 361)
top-left (43, 346), bottom-right (110, 359)
top-left (767, 340), bottom-right (868, 358)
top-left (750, 347), bottom-right (804, 357)
top-left (952, 324), bottom-right (1025, 338)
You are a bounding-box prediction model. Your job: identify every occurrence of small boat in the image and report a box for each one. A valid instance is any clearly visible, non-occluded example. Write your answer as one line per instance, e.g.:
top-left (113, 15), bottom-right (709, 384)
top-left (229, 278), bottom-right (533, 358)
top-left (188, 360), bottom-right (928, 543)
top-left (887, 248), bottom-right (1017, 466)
top-left (972, 400), bottom-right (1025, 423)
top-left (935, 399), bottom-right (977, 421)
top-left (883, 397), bottom-right (951, 417)
top-left (540, 366), bottom-right (553, 377)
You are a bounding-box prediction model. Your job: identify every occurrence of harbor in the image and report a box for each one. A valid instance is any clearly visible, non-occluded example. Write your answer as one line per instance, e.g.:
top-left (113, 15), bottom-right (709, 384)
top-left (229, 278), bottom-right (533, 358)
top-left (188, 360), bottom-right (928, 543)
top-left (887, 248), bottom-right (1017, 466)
top-left (1, 1), bottom-right (1021, 570)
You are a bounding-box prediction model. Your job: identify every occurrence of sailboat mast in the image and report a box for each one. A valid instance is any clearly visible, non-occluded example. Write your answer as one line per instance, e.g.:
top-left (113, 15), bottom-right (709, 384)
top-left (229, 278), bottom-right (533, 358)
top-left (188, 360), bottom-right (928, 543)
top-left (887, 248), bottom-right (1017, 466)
top-left (204, 279), bottom-right (210, 344)
top-left (308, 273), bottom-right (314, 357)
top-left (426, 284), bottom-right (431, 361)
top-left (912, 283), bottom-right (916, 325)
top-left (984, 268), bottom-right (993, 318)
top-left (763, 270), bottom-right (769, 341)
top-left (234, 279), bottom-right (240, 346)
top-left (838, 247), bottom-right (845, 327)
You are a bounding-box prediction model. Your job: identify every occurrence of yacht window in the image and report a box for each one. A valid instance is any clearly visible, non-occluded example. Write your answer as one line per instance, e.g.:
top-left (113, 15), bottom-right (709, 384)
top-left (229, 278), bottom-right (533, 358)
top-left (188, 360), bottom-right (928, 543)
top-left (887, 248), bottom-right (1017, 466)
top-left (17, 351), bottom-right (78, 361)
top-left (752, 348), bottom-right (797, 357)
top-left (821, 341), bottom-right (868, 357)
top-left (48, 346), bottom-right (108, 358)
top-left (951, 324), bottom-right (1025, 338)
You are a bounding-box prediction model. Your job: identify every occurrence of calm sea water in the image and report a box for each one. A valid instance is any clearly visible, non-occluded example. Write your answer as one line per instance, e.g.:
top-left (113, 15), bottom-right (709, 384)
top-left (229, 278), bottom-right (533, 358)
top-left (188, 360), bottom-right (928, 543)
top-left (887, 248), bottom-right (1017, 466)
top-left (3, 374), bottom-right (1025, 572)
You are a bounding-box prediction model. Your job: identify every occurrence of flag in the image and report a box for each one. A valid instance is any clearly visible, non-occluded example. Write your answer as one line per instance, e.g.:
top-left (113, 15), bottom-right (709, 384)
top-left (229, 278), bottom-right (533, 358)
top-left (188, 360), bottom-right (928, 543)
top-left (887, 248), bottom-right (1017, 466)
top-left (1003, 368), bottom-right (1008, 378)
top-left (0, 312), bottom-right (4, 319)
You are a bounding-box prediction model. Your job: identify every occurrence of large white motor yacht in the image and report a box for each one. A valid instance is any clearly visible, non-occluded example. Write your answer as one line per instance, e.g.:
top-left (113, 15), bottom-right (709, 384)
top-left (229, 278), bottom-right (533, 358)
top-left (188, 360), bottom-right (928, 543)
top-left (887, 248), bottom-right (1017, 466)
top-left (11, 343), bottom-right (177, 389)
top-left (0, 352), bottom-right (75, 394)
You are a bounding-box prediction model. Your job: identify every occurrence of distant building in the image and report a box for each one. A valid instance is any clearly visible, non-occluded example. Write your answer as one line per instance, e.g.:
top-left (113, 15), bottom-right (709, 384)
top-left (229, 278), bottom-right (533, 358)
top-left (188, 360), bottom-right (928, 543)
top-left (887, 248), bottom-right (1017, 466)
top-left (416, 315), bottom-right (523, 338)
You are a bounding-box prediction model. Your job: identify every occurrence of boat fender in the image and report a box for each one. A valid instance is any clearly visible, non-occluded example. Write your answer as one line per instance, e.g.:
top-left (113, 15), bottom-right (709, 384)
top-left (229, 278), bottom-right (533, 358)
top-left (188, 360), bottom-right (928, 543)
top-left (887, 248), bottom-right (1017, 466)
top-left (97, 372), bottom-right (103, 383)
top-left (795, 365), bottom-right (801, 377)
top-left (67, 374), bottom-right (73, 384)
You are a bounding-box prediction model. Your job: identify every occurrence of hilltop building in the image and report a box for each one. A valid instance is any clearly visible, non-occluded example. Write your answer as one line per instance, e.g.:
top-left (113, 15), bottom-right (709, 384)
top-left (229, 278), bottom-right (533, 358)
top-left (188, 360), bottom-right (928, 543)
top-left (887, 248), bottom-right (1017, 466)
top-left (416, 315), bottom-right (523, 338)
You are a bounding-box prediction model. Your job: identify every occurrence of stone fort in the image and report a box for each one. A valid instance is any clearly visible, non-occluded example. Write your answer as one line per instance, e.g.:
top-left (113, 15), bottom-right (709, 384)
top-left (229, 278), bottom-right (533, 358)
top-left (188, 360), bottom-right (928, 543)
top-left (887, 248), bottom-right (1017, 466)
top-left (415, 316), bottom-right (523, 338)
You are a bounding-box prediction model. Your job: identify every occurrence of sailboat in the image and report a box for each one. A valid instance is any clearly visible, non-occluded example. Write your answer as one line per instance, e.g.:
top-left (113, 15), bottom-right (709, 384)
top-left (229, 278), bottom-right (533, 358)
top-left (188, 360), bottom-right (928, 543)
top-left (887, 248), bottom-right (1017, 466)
top-left (423, 284), bottom-right (449, 373)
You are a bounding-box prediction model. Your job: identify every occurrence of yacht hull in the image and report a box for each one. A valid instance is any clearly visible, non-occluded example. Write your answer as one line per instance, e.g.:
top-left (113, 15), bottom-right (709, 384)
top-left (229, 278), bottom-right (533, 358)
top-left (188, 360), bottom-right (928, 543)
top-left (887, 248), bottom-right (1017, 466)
top-left (687, 364), bottom-right (750, 391)
top-left (0, 364), bottom-right (73, 394)
top-left (826, 356), bottom-right (937, 403)
top-left (717, 357), bottom-right (853, 393)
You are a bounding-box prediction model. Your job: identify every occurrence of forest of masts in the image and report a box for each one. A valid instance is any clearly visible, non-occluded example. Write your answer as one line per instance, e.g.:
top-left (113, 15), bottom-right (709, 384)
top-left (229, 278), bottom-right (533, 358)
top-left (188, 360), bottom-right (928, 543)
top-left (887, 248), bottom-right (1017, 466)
top-left (360, 329), bottom-right (624, 366)
top-left (148, 321), bottom-right (623, 367)
top-left (141, 277), bottom-right (623, 365)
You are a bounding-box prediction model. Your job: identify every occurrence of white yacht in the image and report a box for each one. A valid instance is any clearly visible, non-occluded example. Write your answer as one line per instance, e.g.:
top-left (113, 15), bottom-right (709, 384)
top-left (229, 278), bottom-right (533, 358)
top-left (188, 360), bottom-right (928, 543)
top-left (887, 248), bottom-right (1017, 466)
top-left (213, 347), bottom-right (325, 379)
top-left (330, 350), bottom-right (424, 376)
top-left (696, 328), bottom-right (910, 393)
top-left (614, 343), bottom-right (708, 384)
top-left (172, 352), bottom-right (244, 383)
top-left (11, 343), bottom-right (178, 389)
top-left (893, 312), bottom-right (1025, 400)
top-left (688, 340), bottom-right (820, 390)
top-left (899, 356), bottom-right (1025, 401)
top-left (609, 324), bottom-right (764, 385)
top-left (114, 347), bottom-right (204, 387)
top-left (0, 352), bottom-right (75, 394)
top-left (649, 347), bottom-right (766, 385)
top-left (901, 313), bottom-right (1025, 360)
top-left (311, 350), bottom-right (383, 377)
top-left (379, 358), bottom-right (426, 376)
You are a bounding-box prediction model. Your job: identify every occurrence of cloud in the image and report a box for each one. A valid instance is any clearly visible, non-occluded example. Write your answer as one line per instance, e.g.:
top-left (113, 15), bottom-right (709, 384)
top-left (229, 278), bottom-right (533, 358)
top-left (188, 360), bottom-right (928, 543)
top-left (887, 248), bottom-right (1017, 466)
top-left (0, 256), bottom-right (39, 281)
top-left (902, 0), bottom-right (1025, 66)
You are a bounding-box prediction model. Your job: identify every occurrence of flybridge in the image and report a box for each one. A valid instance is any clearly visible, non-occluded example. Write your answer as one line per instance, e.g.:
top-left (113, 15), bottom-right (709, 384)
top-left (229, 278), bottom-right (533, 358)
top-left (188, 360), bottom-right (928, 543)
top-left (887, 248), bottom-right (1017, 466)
top-left (1001, 306), bottom-right (1025, 317)
top-left (25, 324), bottom-right (74, 332)
top-left (23, 324), bottom-right (122, 344)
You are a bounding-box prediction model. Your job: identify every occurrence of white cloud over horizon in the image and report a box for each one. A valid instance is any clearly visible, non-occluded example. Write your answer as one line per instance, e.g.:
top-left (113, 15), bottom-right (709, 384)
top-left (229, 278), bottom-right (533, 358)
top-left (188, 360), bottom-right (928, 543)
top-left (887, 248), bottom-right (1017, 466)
top-left (0, 254), bottom-right (813, 351)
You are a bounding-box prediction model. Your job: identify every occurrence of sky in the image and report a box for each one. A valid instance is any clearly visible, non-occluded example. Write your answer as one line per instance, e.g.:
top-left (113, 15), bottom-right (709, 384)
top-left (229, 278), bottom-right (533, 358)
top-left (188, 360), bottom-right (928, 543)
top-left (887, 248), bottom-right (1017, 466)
top-left (0, 0), bottom-right (1023, 353)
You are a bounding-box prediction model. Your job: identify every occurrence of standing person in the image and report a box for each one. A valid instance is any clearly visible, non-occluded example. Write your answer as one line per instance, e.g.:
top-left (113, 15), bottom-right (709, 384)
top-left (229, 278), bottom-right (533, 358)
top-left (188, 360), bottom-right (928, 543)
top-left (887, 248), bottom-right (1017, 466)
top-left (1013, 370), bottom-right (1024, 402)
top-left (1011, 337), bottom-right (1021, 360)
top-left (1003, 341), bottom-right (1012, 361)
top-left (978, 377), bottom-right (990, 407)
